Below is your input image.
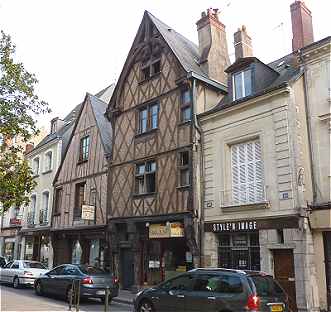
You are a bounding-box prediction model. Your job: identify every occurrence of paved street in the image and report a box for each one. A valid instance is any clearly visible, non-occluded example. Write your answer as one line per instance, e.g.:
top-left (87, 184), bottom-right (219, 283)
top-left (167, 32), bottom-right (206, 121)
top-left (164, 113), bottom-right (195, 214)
top-left (0, 284), bottom-right (133, 312)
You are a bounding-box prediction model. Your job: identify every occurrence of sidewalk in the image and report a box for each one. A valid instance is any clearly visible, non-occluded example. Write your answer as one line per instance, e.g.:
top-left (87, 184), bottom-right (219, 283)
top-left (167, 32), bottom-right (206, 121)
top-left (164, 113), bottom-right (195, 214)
top-left (113, 289), bottom-right (136, 305)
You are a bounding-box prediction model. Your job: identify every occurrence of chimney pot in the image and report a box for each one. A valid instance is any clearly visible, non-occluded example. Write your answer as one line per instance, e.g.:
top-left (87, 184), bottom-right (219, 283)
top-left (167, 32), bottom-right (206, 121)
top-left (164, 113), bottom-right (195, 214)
top-left (25, 143), bottom-right (34, 154)
top-left (290, 0), bottom-right (314, 51)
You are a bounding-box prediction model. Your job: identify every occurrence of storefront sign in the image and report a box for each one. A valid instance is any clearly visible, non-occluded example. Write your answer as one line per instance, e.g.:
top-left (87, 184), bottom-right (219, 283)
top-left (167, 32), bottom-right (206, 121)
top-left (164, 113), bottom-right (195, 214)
top-left (149, 222), bottom-right (185, 238)
top-left (81, 205), bottom-right (95, 221)
top-left (205, 216), bottom-right (299, 232)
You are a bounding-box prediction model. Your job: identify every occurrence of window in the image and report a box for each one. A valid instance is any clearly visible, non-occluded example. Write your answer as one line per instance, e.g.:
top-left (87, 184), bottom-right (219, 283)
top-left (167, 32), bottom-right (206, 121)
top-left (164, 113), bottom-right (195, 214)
top-left (178, 151), bottom-right (190, 187)
top-left (74, 182), bottom-right (85, 219)
top-left (51, 120), bottom-right (57, 134)
top-left (135, 160), bottom-right (156, 194)
top-left (231, 139), bottom-right (264, 205)
top-left (54, 188), bottom-right (63, 214)
top-left (44, 151), bottom-right (52, 172)
top-left (49, 265), bottom-right (65, 276)
top-left (192, 275), bottom-right (243, 293)
top-left (79, 136), bottom-right (90, 162)
top-left (23, 261), bottom-right (46, 269)
top-left (11, 262), bottom-right (19, 269)
top-left (41, 191), bottom-right (49, 224)
top-left (33, 157), bottom-right (40, 175)
top-left (181, 89), bottom-right (192, 122)
top-left (233, 69), bottom-right (252, 100)
top-left (138, 103), bottom-right (159, 134)
top-left (140, 59), bottom-right (161, 81)
top-left (161, 275), bottom-right (194, 291)
top-left (28, 195), bottom-right (36, 225)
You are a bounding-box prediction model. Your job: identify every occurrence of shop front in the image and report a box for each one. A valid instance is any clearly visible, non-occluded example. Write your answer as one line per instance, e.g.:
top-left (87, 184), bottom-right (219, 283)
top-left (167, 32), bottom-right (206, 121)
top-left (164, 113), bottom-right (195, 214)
top-left (0, 227), bottom-right (20, 261)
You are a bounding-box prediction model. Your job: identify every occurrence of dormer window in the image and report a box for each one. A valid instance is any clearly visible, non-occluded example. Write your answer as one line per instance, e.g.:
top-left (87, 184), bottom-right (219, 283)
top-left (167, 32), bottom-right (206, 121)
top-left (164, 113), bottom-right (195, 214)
top-left (51, 120), bottom-right (57, 134)
top-left (233, 69), bottom-right (252, 100)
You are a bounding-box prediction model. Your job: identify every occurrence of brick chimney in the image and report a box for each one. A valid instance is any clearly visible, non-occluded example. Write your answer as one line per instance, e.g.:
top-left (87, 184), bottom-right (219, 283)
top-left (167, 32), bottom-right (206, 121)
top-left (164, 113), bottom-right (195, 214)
top-left (290, 1), bottom-right (314, 52)
top-left (196, 8), bottom-right (230, 85)
top-left (234, 25), bottom-right (253, 60)
top-left (25, 143), bottom-right (34, 154)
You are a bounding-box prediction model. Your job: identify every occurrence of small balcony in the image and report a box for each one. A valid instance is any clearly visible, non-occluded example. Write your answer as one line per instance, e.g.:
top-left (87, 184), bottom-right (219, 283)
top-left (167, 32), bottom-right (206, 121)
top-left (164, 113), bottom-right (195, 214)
top-left (220, 185), bottom-right (269, 210)
top-left (9, 217), bottom-right (22, 227)
top-left (27, 212), bottom-right (35, 228)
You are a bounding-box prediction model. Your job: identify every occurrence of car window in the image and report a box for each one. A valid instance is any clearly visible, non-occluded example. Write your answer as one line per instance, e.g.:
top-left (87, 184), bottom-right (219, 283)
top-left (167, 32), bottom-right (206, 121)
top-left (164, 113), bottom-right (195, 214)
top-left (4, 261), bottom-right (13, 268)
top-left (11, 262), bottom-right (19, 269)
top-left (192, 274), bottom-right (243, 293)
top-left (78, 265), bottom-right (105, 275)
top-left (49, 266), bottom-right (65, 276)
top-left (0, 257), bottom-right (6, 267)
top-left (63, 266), bottom-right (80, 276)
top-left (23, 262), bottom-right (46, 269)
top-left (250, 275), bottom-right (284, 297)
top-left (161, 275), bottom-right (194, 291)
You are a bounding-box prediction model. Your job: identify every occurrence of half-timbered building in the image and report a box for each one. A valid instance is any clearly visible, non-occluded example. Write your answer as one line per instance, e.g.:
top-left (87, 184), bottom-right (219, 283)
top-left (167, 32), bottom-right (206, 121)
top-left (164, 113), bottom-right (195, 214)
top-left (52, 88), bottom-right (113, 268)
top-left (106, 9), bottom-right (229, 289)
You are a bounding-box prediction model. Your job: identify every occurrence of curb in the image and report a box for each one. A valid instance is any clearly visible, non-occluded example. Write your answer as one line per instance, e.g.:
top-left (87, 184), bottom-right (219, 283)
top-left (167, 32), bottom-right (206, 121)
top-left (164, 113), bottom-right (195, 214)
top-left (113, 297), bottom-right (134, 305)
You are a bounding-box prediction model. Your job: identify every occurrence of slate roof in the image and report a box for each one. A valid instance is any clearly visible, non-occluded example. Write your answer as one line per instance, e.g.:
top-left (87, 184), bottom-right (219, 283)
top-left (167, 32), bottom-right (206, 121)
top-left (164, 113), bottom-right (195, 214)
top-left (202, 52), bottom-right (302, 114)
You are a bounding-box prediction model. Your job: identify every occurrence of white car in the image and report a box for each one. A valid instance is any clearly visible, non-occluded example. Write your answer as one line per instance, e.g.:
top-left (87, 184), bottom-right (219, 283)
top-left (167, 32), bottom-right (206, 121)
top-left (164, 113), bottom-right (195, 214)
top-left (0, 260), bottom-right (49, 288)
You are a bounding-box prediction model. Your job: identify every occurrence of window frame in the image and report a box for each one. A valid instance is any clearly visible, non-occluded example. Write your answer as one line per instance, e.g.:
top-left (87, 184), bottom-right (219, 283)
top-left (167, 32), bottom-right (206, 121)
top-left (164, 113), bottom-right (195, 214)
top-left (54, 187), bottom-right (63, 215)
top-left (44, 150), bottom-right (53, 173)
top-left (134, 160), bottom-right (157, 196)
top-left (74, 182), bottom-right (86, 219)
top-left (140, 58), bottom-right (162, 82)
top-left (41, 191), bottom-right (49, 224)
top-left (32, 157), bottom-right (40, 176)
top-left (232, 68), bottom-right (252, 101)
top-left (180, 88), bottom-right (192, 123)
top-left (178, 150), bottom-right (191, 188)
top-left (79, 136), bottom-right (90, 163)
top-left (137, 102), bottom-right (159, 135)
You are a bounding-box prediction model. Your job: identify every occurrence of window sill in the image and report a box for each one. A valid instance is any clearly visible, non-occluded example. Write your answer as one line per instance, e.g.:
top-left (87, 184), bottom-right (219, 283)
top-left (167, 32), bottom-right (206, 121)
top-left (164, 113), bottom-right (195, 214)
top-left (53, 213), bottom-right (61, 217)
top-left (135, 128), bottom-right (158, 139)
top-left (132, 192), bottom-right (157, 199)
top-left (176, 185), bottom-right (191, 191)
top-left (77, 159), bottom-right (88, 165)
top-left (32, 174), bottom-right (40, 178)
top-left (178, 120), bottom-right (191, 127)
top-left (221, 201), bottom-right (270, 212)
top-left (138, 72), bottom-right (161, 85)
top-left (42, 169), bottom-right (52, 175)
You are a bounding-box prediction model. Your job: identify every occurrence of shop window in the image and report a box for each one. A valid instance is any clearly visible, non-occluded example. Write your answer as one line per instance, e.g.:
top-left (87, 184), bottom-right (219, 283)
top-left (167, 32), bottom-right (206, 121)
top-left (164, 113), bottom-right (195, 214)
top-left (137, 103), bottom-right (159, 134)
top-left (180, 89), bottom-right (192, 122)
top-left (79, 136), bottom-right (90, 162)
top-left (74, 182), bottom-right (85, 219)
top-left (54, 188), bottom-right (63, 214)
top-left (44, 151), bottom-right (52, 172)
top-left (233, 69), bottom-right (252, 100)
top-left (178, 151), bottom-right (190, 187)
top-left (135, 160), bottom-right (156, 195)
top-left (231, 139), bottom-right (264, 205)
top-left (72, 241), bottom-right (82, 264)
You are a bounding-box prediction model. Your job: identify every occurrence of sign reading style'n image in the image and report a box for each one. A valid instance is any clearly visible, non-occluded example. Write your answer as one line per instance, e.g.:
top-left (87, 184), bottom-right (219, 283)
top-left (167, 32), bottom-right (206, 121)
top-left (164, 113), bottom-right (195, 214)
top-left (81, 205), bottom-right (95, 221)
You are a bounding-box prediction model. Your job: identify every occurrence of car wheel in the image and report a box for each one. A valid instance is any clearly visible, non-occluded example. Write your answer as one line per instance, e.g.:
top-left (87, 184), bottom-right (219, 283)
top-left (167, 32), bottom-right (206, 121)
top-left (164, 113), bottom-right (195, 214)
top-left (139, 300), bottom-right (154, 312)
top-left (35, 281), bottom-right (43, 296)
top-left (13, 277), bottom-right (20, 289)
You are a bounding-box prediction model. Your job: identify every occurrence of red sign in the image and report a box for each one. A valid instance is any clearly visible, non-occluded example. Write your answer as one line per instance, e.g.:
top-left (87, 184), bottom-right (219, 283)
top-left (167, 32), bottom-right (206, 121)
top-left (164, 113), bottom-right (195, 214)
top-left (10, 218), bottom-right (21, 226)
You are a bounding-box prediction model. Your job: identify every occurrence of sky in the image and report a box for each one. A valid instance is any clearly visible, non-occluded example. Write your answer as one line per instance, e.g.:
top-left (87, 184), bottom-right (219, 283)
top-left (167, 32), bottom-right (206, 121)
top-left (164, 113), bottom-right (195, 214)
top-left (0, 0), bottom-right (330, 131)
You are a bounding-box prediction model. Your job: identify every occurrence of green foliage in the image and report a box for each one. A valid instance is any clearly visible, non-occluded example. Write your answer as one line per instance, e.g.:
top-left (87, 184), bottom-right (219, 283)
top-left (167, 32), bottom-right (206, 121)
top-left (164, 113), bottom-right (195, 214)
top-left (0, 30), bottom-right (49, 214)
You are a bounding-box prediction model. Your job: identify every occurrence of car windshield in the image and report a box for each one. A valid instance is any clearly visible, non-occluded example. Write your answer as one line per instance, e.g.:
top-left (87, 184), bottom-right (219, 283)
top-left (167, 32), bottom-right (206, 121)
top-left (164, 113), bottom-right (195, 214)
top-left (23, 262), bottom-right (46, 269)
top-left (78, 265), bottom-right (105, 275)
top-left (250, 275), bottom-right (284, 297)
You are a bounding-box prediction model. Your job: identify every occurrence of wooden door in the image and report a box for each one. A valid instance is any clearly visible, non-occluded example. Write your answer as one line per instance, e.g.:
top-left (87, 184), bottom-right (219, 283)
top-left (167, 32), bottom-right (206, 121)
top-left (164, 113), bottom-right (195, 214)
top-left (273, 249), bottom-right (297, 312)
top-left (120, 249), bottom-right (134, 290)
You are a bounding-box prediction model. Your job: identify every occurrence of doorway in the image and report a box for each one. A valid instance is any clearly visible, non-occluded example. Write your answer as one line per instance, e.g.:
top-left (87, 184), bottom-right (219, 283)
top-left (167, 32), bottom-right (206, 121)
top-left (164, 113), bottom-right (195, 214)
top-left (120, 249), bottom-right (134, 290)
top-left (273, 249), bottom-right (297, 312)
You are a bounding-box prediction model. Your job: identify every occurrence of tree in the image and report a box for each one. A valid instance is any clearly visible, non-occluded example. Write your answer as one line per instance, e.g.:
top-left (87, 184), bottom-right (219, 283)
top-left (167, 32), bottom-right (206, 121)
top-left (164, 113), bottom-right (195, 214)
top-left (0, 30), bottom-right (50, 214)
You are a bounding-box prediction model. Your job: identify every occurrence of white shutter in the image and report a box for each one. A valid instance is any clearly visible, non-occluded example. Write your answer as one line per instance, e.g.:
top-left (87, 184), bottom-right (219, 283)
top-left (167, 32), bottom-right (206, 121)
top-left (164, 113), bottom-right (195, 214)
top-left (231, 139), bottom-right (264, 205)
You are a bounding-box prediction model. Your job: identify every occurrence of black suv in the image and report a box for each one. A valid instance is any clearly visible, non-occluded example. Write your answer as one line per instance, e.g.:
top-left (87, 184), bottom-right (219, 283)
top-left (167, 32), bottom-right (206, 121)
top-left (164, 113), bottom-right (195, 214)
top-left (134, 268), bottom-right (289, 312)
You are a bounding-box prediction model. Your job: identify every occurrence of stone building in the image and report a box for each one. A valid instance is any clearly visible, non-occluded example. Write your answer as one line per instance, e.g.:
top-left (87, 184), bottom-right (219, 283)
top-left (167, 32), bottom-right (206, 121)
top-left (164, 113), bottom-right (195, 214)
top-left (198, 2), bottom-right (327, 311)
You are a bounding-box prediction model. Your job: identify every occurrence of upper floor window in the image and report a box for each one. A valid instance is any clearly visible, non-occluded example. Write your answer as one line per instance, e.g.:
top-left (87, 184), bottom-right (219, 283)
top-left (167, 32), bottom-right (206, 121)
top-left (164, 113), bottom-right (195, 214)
top-left (233, 69), bottom-right (252, 100)
top-left (28, 195), bottom-right (37, 225)
top-left (178, 151), bottom-right (190, 187)
top-left (79, 136), bottom-right (90, 162)
top-left (181, 89), bottom-right (192, 122)
top-left (54, 188), bottom-right (63, 214)
top-left (33, 157), bottom-right (40, 175)
top-left (140, 59), bottom-right (161, 81)
top-left (51, 120), bottom-right (57, 134)
top-left (138, 103), bottom-right (159, 134)
top-left (44, 151), bottom-right (52, 172)
top-left (41, 191), bottom-right (49, 224)
top-left (135, 160), bottom-right (156, 195)
top-left (74, 182), bottom-right (86, 219)
top-left (231, 139), bottom-right (264, 205)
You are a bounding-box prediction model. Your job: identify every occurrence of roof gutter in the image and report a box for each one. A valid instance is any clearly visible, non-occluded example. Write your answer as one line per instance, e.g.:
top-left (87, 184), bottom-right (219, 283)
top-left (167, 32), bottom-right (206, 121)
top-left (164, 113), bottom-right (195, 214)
top-left (187, 72), bottom-right (227, 94)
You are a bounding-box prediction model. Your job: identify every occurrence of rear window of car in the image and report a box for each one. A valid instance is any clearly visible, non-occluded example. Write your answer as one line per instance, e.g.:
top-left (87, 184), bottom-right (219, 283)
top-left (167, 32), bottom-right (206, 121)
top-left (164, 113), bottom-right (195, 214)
top-left (78, 265), bottom-right (105, 275)
top-left (250, 275), bottom-right (284, 297)
top-left (23, 262), bottom-right (46, 269)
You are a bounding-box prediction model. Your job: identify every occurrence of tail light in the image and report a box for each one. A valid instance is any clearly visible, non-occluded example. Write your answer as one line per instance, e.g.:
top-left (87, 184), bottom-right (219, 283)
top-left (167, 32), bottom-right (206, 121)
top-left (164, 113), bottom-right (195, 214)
top-left (113, 276), bottom-right (119, 284)
top-left (24, 271), bottom-right (33, 276)
top-left (81, 276), bottom-right (93, 285)
top-left (247, 294), bottom-right (260, 311)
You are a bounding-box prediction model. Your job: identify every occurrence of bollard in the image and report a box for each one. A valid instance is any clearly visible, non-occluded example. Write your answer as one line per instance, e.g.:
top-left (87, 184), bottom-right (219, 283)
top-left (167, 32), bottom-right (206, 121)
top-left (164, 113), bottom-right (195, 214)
top-left (104, 286), bottom-right (110, 312)
top-left (68, 280), bottom-right (75, 311)
top-left (75, 279), bottom-right (80, 312)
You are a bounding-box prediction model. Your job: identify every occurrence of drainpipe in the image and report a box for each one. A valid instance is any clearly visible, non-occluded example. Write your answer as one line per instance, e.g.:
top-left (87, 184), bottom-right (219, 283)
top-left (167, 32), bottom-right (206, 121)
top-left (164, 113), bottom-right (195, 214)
top-left (298, 50), bottom-right (317, 203)
top-left (191, 77), bottom-right (205, 267)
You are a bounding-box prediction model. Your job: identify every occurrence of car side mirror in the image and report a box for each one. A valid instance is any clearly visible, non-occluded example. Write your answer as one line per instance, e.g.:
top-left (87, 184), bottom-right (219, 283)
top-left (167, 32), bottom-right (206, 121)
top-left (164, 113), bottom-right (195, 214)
top-left (168, 290), bottom-right (175, 296)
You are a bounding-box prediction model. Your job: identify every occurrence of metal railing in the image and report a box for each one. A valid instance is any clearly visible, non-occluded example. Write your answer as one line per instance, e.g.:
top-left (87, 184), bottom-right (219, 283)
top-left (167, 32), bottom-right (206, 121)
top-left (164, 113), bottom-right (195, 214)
top-left (220, 185), bottom-right (269, 207)
top-left (39, 209), bottom-right (48, 225)
top-left (27, 211), bottom-right (35, 227)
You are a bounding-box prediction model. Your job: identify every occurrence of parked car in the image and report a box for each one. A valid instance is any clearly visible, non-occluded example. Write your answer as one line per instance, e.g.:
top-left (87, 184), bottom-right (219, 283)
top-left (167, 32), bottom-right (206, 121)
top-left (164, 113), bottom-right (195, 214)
top-left (0, 256), bottom-right (7, 268)
top-left (34, 264), bottom-right (119, 303)
top-left (134, 268), bottom-right (290, 312)
top-left (0, 260), bottom-right (48, 288)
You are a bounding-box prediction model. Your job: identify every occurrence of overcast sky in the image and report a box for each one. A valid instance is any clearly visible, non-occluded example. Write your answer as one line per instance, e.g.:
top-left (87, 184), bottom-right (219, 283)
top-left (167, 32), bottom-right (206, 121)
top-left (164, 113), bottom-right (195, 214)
top-left (0, 0), bottom-right (329, 131)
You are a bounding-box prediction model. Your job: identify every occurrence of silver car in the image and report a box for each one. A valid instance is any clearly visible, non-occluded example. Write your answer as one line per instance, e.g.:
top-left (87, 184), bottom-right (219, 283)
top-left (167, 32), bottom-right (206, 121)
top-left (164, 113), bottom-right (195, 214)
top-left (0, 260), bottom-right (49, 288)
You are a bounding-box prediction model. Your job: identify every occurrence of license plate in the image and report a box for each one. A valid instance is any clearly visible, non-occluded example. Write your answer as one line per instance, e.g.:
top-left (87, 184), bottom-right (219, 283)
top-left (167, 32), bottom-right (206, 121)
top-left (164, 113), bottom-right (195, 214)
top-left (271, 304), bottom-right (284, 312)
top-left (96, 290), bottom-right (105, 295)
